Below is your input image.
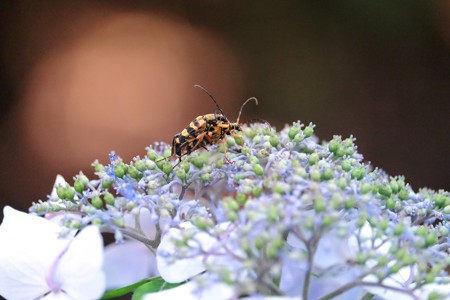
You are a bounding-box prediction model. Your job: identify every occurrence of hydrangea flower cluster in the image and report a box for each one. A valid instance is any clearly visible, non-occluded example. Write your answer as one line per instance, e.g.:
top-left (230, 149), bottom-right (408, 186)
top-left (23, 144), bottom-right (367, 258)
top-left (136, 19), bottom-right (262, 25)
top-left (19, 121), bottom-right (450, 299)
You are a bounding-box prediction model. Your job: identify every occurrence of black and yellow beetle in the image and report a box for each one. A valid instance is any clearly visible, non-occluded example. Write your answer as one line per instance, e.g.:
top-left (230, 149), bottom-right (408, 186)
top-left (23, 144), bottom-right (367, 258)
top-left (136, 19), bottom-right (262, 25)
top-left (168, 85), bottom-right (258, 165)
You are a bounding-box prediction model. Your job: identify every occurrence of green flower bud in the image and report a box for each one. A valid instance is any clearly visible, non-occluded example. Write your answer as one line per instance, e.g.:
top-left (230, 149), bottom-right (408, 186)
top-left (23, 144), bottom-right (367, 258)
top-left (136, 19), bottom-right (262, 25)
top-left (338, 177), bottom-right (347, 189)
top-left (360, 183), bottom-right (372, 194)
top-left (398, 189), bottom-right (409, 201)
top-left (178, 161), bottom-right (189, 173)
top-left (430, 264), bottom-right (443, 275)
top-left (51, 204), bottom-right (62, 212)
top-left (114, 165), bottom-right (126, 178)
top-left (146, 149), bottom-right (158, 161)
top-left (128, 166), bottom-right (140, 179)
top-left (176, 168), bottom-right (186, 180)
top-left (425, 273), bottom-right (435, 284)
top-left (402, 255), bottom-right (416, 267)
top-left (390, 262), bottom-right (402, 274)
top-left (379, 218), bottom-right (389, 231)
top-left (267, 206), bottom-right (280, 223)
top-left (192, 155), bottom-right (208, 169)
top-left (104, 192), bottom-right (115, 206)
top-left (433, 193), bottom-right (447, 207)
top-left (356, 217), bottom-right (366, 228)
top-left (394, 223), bottom-right (404, 236)
top-left (74, 180), bottom-right (85, 193)
top-left (145, 160), bottom-right (156, 170)
top-left (91, 196), bottom-right (103, 209)
top-left (386, 198), bottom-right (397, 210)
top-left (322, 215), bottom-right (333, 228)
top-left (304, 125), bottom-right (314, 138)
top-left (390, 180), bottom-right (400, 194)
top-left (226, 211), bottom-right (238, 221)
top-left (328, 139), bottom-right (340, 153)
top-left (234, 136), bottom-right (244, 146)
top-left (214, 159), bottom-right (223, 169)
top-left (427, 291), bottom-right (440, 300)
top-left (102, 177), bottom-right (113, 189)
top-left (71, 220), bottom-right (82, 229)
top-left (416, 226), bottom-right (427, 237)
top-left (310, 169), bottom-right (321, 182)
top-left (355, 253), bottom-right (367, 264)
top-left (234, 173), bottom-right (246, 181)
top-left (425, 232), bottom-right (438, 247)
top-left (378, 185), bottom-right (392, 197)
top-left (253, 164), bottom-right (264, 176)
top-left (227, 199), bottom-right (240, 212)
top-left (334, 147), bottom-right (346, 158)
top-left (344, 147), bottom-right (355, 156)
top-left (236, 193), bottom-right (247, 205)
top-left (92, 160), bottom-right (105, 173)
top-left (273, 182), bottom-right (289, 194)
top-left (344, 198), bottom-right (356, 210)
top-left (269, 135), bottom-right (279, 147)
top-left (244, 127), bottom-right (257, 139)
top-left (65, 187), bottom-right (75, 200)
top-left (314, 197), bottom-right (325, 213)
top-left (321, 168), bottom-right (334, 181)
top-left (308, 153), bottom-right (319, 165)
top-left (341, 160), bottom-right (351, 172)
top-left (378, 256), bottom-right (388, 267)
top-left (201, 173), bottom-right (212, 182)
top-left (193, 217), bottom-right (213, 230)
top-left (391, 248), bottom-right (405, 263)
top-left (288, 126), bottom-right (300, 140)
top-left (254, 236), bottom-right (265, 251)
top-left (351, 167), bottom-right (365, 180)
top-left (368, 217), bottom-right (377, 228)
top-left (56, 186), bottom-right (66, 199)
top-left (114, 218), bottom-right (124, 227)
top-left (134, 160), bottom-right (146, 172)
top-left (252, 186), bottom-right (262, 197)
top-left (162, 163), bottom-right (173, 175)
top-left (266, 243), bottom-right (280, 259)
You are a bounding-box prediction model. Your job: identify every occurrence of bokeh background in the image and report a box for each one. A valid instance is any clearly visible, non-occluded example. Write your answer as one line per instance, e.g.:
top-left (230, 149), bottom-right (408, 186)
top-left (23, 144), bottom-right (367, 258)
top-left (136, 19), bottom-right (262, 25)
top-left (1, 1), bottom-right (449, 218)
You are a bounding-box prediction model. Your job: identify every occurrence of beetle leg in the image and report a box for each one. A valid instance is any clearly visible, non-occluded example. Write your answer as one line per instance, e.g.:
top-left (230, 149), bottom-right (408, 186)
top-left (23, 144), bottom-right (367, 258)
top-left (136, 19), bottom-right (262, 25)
top-left (222, 138), bottom-right (234, 164)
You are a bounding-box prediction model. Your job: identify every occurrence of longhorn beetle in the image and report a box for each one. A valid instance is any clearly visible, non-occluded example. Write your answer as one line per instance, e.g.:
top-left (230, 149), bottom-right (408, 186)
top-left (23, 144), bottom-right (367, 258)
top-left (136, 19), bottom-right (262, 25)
top-left (160, 85), bottom-right (258, 166)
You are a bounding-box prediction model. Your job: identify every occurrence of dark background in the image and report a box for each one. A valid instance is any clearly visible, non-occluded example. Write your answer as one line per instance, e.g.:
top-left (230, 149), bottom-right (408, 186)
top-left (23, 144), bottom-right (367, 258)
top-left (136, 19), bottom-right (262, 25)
top-left (1, 0), bottom-right (449, 218)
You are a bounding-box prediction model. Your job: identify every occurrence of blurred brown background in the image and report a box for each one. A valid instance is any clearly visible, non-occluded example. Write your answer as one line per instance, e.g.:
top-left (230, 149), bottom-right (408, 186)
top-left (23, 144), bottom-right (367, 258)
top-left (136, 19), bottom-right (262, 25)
top-left (0, 1), bottom-right (449, 217)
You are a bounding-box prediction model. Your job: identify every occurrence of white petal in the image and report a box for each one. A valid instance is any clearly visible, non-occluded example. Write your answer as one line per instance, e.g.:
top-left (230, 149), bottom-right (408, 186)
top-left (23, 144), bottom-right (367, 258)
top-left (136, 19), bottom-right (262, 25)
top-left (362, 266), bottom-right (414, 300)
top-left (0, 207), bottom-right (71, 300)
top-left (242, 297), bottom-right (302, 300)
top-left (157, 225), bottom-right (217, 283)
top-left (104, 240), bottom-right (157, 289)
top-left (313, 234), bottom-right (353, 269)
top-left (143, 280), bottom-right (234, 300)
top-left (123, 208), bottom-right (156, 239)
top-left (416, 282), bottom-right (450, 299)
top-left (280, 254), bottom-right (364, 299)
top-left (42, 292), bottom-right (75, 300)
top-left (55, 226), bottom-right (106, 299)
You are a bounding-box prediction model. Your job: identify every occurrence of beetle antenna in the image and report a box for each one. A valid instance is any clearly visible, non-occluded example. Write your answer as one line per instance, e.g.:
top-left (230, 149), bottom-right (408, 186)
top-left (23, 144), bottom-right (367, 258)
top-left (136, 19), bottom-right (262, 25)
top-left (194, 85), bottom-right (226, 117)
top-left (237, 97), bottom-right (258, 124)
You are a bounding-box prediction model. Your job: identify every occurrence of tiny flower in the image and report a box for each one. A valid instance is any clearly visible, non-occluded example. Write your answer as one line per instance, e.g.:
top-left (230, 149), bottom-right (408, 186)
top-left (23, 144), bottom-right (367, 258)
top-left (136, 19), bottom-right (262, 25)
top-left (0, 206), bottom-right (105, 300)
